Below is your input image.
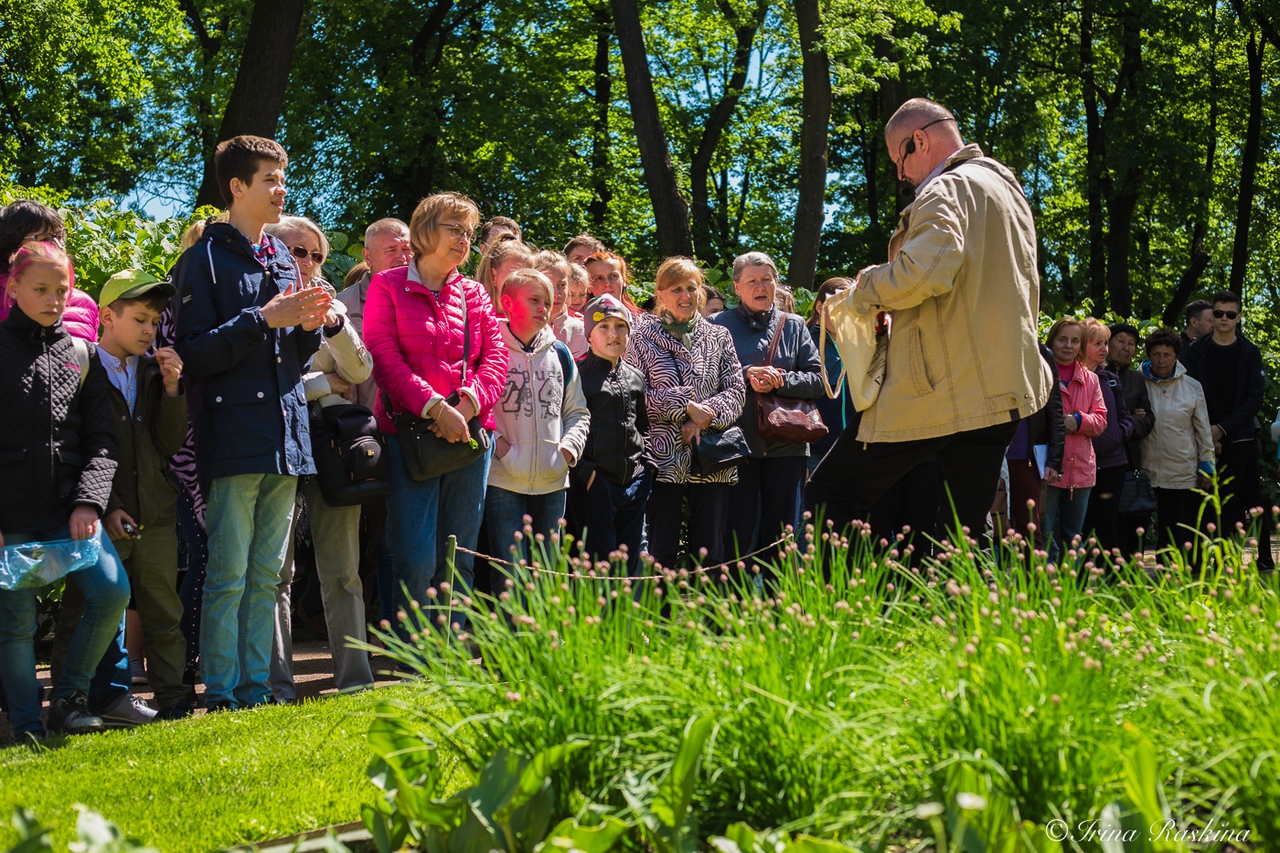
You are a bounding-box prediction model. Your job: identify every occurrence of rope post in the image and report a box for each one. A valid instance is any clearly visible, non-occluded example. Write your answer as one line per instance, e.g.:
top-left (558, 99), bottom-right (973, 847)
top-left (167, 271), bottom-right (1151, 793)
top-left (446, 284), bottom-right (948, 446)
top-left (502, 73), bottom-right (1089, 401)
top-left (445, 535), bottom-right (458, 627)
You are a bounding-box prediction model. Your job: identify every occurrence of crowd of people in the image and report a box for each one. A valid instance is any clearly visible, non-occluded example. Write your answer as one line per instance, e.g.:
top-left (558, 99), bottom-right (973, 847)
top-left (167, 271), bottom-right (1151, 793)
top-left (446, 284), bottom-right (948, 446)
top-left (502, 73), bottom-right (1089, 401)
top-left (1, 99), bottom-right (1275, 745)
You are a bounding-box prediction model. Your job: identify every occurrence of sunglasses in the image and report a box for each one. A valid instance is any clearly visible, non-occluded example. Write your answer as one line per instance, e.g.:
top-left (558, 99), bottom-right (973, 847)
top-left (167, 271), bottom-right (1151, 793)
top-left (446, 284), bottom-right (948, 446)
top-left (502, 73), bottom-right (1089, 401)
top-left (289, 245), bottom-right (325, 265)
top-left (1212, 309), bottom-right (1239, 319)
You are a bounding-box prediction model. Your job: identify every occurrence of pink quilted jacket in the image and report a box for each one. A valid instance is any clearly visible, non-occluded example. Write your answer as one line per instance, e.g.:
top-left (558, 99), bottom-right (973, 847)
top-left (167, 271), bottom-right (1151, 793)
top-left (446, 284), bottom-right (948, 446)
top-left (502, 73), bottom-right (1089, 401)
top-left (1052, 362), bottom-right (1107, 490)
top-left (0, 285), bottom-right (99, 342)
top-left (365, 265), bottom-right (508, 433)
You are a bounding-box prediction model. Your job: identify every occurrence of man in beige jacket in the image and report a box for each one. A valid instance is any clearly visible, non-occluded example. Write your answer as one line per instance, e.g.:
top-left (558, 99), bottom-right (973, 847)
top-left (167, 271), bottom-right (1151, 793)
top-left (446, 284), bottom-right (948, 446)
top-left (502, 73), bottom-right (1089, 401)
top-left (807, 98), bottom-right (1053, 542)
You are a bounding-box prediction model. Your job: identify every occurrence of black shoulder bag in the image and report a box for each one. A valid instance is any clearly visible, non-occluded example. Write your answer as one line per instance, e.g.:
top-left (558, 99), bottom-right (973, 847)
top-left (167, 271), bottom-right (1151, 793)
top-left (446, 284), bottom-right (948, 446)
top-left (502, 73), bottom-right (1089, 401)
top-left (385, 285), bottom-right (491, 481)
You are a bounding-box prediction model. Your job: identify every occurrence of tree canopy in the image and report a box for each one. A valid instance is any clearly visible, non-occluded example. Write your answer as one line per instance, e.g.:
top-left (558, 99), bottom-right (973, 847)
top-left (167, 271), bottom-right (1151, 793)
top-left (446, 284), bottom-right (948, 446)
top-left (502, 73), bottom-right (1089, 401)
top-left (2, 0), bottom-right (1278, 321)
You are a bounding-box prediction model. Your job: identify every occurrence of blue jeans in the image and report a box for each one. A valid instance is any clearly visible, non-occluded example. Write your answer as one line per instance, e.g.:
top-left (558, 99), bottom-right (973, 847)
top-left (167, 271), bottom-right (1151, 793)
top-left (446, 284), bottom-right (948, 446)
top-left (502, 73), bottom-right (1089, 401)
top-left (202, 474), bottom-right (297, 709)
top-left (386, 434), bottom-right (491, 634)
top-left (485, 486), bottom-right (567, 567)
top-left (0, 526), bottom-right (129, 736)
top-left (567, 470), bottom-right (653, 576)
top-left (1043, 485), bottom-right (1093, 566)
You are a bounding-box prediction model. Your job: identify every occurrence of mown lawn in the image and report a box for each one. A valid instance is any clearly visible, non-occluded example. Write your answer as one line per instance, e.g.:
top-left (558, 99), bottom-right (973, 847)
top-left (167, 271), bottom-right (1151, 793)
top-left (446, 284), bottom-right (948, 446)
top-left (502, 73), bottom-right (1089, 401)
top-left (0, 684), bottom-right (446, 853)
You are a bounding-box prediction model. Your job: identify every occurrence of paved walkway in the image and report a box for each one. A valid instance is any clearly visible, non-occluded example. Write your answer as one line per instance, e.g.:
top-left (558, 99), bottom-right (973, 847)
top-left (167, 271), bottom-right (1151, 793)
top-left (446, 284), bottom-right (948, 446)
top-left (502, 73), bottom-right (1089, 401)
top-left (1, 641), bottom-right (405, 743)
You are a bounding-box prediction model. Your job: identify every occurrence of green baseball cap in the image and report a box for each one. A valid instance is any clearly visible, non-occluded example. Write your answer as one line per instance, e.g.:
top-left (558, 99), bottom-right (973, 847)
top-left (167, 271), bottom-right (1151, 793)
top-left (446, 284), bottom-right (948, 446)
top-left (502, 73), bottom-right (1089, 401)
top-left (98, 269), bottom-right (176, 309)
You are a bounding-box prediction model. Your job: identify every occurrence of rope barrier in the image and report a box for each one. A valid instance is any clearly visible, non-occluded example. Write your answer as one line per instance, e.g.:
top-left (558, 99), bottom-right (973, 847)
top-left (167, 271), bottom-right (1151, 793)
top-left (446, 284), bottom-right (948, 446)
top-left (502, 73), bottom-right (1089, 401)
top-left (453, 533), bottom-right (793, 582)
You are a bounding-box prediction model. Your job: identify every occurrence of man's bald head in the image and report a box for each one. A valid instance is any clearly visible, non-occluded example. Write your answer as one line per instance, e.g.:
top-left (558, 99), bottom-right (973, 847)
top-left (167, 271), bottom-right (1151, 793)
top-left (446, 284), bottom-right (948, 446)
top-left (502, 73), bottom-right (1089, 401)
top-left (885, 99), bottom-right (959, 140)
top-left (884, 98), bottom-right (964, 187)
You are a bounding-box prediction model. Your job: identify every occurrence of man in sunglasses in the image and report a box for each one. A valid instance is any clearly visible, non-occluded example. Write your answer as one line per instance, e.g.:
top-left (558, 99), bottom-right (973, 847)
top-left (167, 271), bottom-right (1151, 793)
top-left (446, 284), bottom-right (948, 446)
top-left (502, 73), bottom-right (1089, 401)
top-left (1181, 290), bottom-right (1272, 572)
top-left (806, 97), bottom-right (1052, 544)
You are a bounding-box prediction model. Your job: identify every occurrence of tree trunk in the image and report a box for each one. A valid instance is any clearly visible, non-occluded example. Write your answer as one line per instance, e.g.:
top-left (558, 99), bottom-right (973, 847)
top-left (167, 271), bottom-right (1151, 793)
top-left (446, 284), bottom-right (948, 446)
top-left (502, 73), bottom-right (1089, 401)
top-left (690, 0), bottom-right (767, 262)
top-left (788, 0), bottom-right (831, 290)
top-left (1230, 33), bottom-right (1264, 293)
top-left (1081, 4), bottom-right (1108, 308)
top-left (194, 0), bottom-right (307, 208)
top-left (588, 5), bottom-right (614, 232)
top-left (610, 0), bottom-right (693, 257)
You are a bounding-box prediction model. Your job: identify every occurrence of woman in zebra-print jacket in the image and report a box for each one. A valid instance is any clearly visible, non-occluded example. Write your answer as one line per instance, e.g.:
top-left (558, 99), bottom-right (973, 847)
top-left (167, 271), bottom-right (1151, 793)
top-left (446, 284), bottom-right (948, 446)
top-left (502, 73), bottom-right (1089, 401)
top-left (626, 257), bottom-right (744, 572)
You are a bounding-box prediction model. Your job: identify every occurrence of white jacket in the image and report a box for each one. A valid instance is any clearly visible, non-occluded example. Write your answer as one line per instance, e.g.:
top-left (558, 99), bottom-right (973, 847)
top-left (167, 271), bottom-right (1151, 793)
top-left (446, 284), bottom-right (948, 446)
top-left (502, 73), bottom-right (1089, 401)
top-left (1140, 361), bottom-right (1215, 490)
top-left (489, 322), bottom-right (591, 495)
top-left (303, 291), bottom-right (373, 409)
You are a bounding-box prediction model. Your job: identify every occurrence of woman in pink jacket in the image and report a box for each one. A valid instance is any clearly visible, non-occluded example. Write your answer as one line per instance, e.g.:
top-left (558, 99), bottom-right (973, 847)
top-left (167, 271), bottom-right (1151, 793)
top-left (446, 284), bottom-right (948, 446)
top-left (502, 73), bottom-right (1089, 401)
top-left (1042, 316), bottom-right (1107, 567)
top-left (0, 201), bottom-right (99, 341)
top-left (364, 192), bottom-right (508, 634)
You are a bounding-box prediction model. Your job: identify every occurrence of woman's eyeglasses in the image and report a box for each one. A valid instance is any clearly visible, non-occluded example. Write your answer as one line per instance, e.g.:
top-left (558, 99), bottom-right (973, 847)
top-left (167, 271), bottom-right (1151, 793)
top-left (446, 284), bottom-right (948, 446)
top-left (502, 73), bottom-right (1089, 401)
top-left (27, 230), bottom-right (66, 247)
top-left (438, 223), bottom-right (474, 242)
top-left (289, 245), bottom-right (325, 265)
top-left (1212, 309), bottom-right (1239, 319)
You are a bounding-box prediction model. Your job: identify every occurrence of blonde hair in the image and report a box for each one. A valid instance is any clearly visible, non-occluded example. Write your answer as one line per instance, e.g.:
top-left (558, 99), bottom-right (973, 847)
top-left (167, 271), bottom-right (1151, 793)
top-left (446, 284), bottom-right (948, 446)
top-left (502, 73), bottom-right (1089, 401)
top-left (1081, 317), bottom-right (1111, 345)
top-left (408, 192), bottom-right (481, 259)
top-left (477, 239), bottom-right (534, 305)
top-left (179, 213), bottom-right (226, 251)
top-left (654, 256), bottom-right (706, 310)
top-left (501, 268), bottom-right (554, 304)
top-left (6, 240), bottom-right (70, 289)
top-left (531, 250), bottom-right (572, 283)
top-left (265, 215), bottom-right (330, 261)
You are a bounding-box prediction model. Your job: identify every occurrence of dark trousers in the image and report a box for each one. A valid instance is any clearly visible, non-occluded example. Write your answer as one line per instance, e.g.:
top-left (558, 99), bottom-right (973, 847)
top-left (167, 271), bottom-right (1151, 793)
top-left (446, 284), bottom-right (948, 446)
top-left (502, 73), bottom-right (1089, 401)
top-left (1213, 438), bottom-right (1274, 571)
top-left (725, 456), bottom-right (808, 580)
top-left (865, 456), bottom-right (938, 565)
top-left (1006, 456), bottom-right (1044, 547)
top-left (1084, 465), bottom-right (1126, 555)
top-left (176, 484), bottom-right (208, 679)
top-left (647, 481), bottom-right (730, 572)
top-left (1155, 488), bottom-right (1201, 554)
top-left (806, 420), bottom-right (1019, 543)
top-left (567, 469), bottom-right (654, 576)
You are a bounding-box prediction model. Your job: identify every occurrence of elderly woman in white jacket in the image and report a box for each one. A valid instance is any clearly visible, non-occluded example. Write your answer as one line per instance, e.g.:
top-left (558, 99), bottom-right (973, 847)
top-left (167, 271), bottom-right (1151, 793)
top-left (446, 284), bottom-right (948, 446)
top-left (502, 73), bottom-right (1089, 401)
top-left (266, 216), bottom-right (376, 699)
top-left (1139, 328), bottom-right (1216, 557)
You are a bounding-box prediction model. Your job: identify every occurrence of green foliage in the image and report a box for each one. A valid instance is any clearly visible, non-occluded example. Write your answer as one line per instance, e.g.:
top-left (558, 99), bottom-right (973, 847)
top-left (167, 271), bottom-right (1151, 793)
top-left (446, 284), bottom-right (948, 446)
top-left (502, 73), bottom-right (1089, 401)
top-left (372, 517), bottom-right (1280, 850)
top-left (363, 706), bottom-right (589, 853)
top-left (5, 808), bottom-right (158, 853)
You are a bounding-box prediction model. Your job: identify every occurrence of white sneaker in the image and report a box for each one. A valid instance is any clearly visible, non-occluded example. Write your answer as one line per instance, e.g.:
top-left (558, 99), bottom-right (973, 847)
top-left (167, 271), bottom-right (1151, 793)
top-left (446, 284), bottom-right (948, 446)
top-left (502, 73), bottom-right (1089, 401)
top-left (98, 693), bottom-right (158, 729)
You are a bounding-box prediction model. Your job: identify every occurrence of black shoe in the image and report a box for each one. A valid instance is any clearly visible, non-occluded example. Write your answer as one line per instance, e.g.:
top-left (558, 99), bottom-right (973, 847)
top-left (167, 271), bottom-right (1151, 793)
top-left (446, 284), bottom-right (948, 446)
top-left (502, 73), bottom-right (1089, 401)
top-left (155, 700), bottom-right (195, 721)
top-left (48, 693), bottom-right (106, 735)
top-left (204, 700), bottom-right (234, 714)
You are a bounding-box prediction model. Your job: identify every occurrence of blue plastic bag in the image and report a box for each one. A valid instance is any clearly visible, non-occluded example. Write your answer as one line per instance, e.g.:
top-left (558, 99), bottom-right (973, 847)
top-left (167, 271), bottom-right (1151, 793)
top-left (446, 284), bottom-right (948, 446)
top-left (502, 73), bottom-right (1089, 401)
top-left (0, 538), bottom-right (101, 591)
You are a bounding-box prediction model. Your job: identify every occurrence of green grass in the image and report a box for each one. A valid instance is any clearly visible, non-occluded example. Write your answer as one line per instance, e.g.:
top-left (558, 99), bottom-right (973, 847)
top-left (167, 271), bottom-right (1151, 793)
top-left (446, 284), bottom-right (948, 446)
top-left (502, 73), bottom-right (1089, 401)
top-left (371, 518), bottom-right (1280, 850)
top-left (0, 684), bottom-right (444, 853)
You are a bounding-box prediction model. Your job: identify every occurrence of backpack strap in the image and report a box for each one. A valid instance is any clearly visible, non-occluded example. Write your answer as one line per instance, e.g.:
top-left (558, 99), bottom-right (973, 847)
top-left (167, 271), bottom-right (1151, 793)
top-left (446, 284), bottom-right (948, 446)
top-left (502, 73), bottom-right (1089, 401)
top-left (70, 336), bottom-right (93, 391)
top-left (552, 339), bottom-right (575, 391)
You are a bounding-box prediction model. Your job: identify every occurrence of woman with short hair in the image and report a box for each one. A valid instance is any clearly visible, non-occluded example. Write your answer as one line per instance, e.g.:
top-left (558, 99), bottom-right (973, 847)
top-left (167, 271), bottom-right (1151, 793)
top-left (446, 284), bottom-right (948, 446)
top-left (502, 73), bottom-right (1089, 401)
top-left (364, 193), bottom-right (508, 632)
top-left (710, 252), bottom-right (823, 578)
top-left (263, 215), bottom-right (375, 697)
top-left (626, 257), bottom-right (744, 571)
top-left (1139, 329), bottom-right (1215, 556)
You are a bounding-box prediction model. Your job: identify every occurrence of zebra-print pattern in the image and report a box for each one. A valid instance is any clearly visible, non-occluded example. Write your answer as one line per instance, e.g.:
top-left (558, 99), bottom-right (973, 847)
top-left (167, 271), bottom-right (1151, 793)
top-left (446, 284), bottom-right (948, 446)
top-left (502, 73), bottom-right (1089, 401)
top-left (158, 303), bottom-right (206, 526)
top-left (625, 313), bottom-right (745, 485)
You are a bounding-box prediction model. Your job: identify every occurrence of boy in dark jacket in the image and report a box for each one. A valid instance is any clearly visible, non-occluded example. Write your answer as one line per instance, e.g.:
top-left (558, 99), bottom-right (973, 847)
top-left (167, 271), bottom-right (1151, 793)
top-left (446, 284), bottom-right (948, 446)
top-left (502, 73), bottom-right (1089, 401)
top-left (173, 136), bottom-right (330, 711)
top-left (0, 241), bottom-right (129, 740)
top-left (96, 269), bottom-right (191, 716)
top-left (567, 295), bottom-right (652, 576)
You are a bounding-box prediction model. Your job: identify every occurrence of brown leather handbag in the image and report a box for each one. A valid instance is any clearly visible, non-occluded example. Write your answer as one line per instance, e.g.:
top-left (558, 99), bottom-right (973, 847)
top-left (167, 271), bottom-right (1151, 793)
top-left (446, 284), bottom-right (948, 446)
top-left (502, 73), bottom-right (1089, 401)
top-left (754, 314), bottom-right (828, 444)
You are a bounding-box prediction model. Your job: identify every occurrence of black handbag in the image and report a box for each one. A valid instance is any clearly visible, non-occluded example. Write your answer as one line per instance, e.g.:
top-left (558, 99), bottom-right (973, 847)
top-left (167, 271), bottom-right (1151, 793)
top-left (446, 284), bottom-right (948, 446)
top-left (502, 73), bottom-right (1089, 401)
top-left (1118, 444), bottom-right (1156, 515)
top-left (385, 286), bottom-right (490, 482)
top-left (689, 426), bottom-right (750, 477)
top-left (1119, 468), bottom-right (1157, 515)
top-left (309, 402), bottom-right (393, 507)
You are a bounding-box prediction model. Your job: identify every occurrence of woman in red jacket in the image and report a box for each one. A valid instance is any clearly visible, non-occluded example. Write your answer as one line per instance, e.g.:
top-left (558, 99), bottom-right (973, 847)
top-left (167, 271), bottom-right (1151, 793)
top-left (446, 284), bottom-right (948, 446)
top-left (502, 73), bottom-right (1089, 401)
top-left (1042, 316), bottom-right (1108, 568)
top-left (364, 193), bottom-right (508, 634)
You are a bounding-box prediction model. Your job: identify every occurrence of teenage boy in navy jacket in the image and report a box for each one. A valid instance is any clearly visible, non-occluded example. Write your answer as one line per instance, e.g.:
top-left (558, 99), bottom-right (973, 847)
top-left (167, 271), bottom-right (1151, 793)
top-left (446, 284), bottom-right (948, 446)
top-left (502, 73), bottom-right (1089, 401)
top-left (173, 135), bottom-right (331, 711)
